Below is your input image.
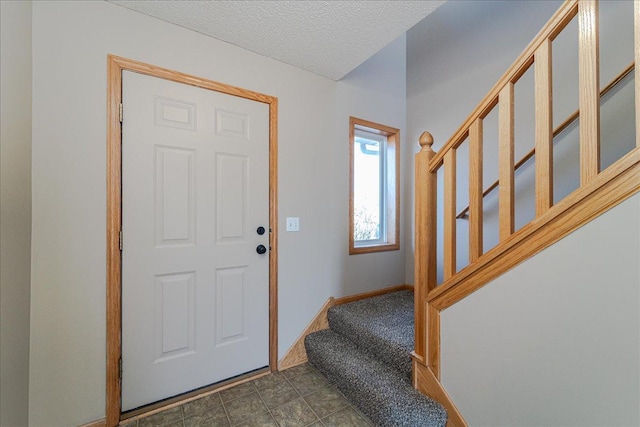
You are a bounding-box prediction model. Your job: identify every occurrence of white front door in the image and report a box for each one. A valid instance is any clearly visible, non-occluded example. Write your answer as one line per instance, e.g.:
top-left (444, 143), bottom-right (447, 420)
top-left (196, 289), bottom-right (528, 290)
top-left (121, 71), bottom-right (270, 411)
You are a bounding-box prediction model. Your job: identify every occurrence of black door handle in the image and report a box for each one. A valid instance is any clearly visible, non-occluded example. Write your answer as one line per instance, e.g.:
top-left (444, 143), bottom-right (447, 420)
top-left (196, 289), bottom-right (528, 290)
top-left (256, 244), bottom-right (267, 255)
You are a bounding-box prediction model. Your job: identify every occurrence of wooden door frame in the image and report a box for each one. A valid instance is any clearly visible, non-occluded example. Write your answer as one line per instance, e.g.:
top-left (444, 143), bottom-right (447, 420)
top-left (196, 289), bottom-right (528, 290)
top-left (106, 55), bottom-right (278, 426)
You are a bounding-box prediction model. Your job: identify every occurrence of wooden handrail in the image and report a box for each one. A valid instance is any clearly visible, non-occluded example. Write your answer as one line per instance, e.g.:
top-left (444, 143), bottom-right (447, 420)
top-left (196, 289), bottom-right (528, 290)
top-left (428, 149), bottom-right (640, 311)
top-left (428, 0), bottom-right (579, 173)
top-left (456, 61), bottom-right (635, 219)
top-left (413, 1), bottom-right (640, 421)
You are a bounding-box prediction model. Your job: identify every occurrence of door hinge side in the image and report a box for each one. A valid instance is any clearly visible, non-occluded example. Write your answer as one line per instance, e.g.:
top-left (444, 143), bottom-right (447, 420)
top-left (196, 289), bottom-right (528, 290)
top-left (119, 230), bottom-right (123, 252)
top-left (119, 103), bottom-right (123, 123)
top-left (119, 357), bottom-right (123, 380)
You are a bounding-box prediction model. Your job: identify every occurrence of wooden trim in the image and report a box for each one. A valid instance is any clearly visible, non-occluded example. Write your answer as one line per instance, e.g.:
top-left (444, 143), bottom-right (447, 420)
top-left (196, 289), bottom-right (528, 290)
top-left (428, 0), bottom-right (579, 172)
top-left (349, 117), bottom-right (401, 255)
top-left (106, 55), bottom-right (279, 427)
top-left (535, 39), bottom-right (554, 216)
top-left (390, 130), bottom-right (401, 251)
top-left (636, 0), bottom-right (639, 148)
top-left (468, 119), bottom-right (483, 262)
top-left (349, 117), bottom-right (356, 254)
top-left (498, 83), bottom-right (515, 241)
top-left (413, 362), bottom-right (468, 427)
top-left (428, 149), bottom-right (640, 310)
top-left (414, 132), bottom-right (437, 361)
top-left (278, 298), bottom-right (332, 371)
top-left (444, 150), bottom-right (457, 279)
top-left (333, 284), bottom-right (413, 305)
top-left (578, 0), bottom-right (601, 185)
top-left (108, 56), bottom-right (275, 103)
top-left (278, 284), bottom-right (414, 370)
top-left (350, 243), bottom-right (401, 255)
top-left (106, 55), bottom-right (123, 427)
top-left (456, 62), bottom-right (635, 219)
top-left (349, 116), bottom-right (403, 136)
top-left (269, 98), bottom-right (279, 372)
top-left (79, 419), bottom-right (106, 427)
top-left (427, 304), bottom-right (441, 379)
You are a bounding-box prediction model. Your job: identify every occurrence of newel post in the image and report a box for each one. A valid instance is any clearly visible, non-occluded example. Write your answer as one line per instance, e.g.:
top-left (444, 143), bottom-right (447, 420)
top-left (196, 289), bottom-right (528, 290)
top-left (413, 132), bottom-right (437, 376)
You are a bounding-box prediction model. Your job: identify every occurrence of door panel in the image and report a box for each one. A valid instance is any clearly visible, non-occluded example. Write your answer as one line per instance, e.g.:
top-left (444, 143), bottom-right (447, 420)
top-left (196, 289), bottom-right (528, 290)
top-left (155, 146), bottom-right (195, 246)
top-left (154, 272), bottom-right (196, 361)
top-left (121, 71), bottom-right (269, 411)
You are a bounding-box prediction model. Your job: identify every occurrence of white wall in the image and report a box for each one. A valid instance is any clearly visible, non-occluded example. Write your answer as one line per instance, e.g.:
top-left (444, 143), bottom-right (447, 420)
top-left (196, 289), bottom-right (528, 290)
top-left (337, 34), bottom-right (408, 294)
top-left (277, 34), bottom-right (408, 351)
top-left (0, 2), bottom-right (32, 426)
top-left (29, 1), bottom-right (407, 425)
top-left (441, 194), bottom-right (640, 426)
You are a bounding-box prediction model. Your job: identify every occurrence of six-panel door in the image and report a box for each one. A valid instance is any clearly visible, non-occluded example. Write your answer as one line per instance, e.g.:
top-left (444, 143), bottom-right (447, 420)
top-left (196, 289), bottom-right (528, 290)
top-left (121, 71), bottom-right (270, 410)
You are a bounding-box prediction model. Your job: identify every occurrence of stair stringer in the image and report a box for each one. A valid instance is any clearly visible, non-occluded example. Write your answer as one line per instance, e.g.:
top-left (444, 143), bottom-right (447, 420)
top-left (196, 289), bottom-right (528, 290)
top-left (413, 361), bottom-right (467, 427)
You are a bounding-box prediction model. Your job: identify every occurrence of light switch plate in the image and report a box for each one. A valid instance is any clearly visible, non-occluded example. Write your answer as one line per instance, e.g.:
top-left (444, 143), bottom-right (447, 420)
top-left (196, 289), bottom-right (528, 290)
top-left (286, 217), bottom-right (300, 232)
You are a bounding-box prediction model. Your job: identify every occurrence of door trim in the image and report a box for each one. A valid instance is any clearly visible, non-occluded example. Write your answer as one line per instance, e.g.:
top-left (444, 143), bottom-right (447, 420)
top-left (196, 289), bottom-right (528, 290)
top-left (106, 55), bottom-right (278, 426)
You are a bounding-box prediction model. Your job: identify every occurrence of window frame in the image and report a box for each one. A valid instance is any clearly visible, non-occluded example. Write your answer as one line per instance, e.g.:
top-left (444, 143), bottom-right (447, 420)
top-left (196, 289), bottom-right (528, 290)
top-left (349, 117), bottom-right (400, 255)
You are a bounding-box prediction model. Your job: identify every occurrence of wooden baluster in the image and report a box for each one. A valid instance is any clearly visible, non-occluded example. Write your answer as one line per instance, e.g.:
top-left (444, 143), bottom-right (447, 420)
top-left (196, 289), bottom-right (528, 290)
top-left (414, 132), bottom-right (436, 363)
top-left (444, 149), bottom-right (457, 279)
top-left (535, 38), bottom-right (553, 215)
top-left (635, 0), bottom-right (640, 148)
top-left (578, 0), bottom-right (600, 184)
top-left (499, 83), bottom-right (515, 241)
top-left (469, 119), bottom-right (483, 262)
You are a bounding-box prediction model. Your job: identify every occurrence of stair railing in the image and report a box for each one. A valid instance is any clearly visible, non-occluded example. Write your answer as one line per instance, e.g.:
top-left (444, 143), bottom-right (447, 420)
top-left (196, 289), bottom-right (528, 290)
top-left (413, 1), bottom-right (640, 422)
top-left (455, 62), bottom-right (635, 220)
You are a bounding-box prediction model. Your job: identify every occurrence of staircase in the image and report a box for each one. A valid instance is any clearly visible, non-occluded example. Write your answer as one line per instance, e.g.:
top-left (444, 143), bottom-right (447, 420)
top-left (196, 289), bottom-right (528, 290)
top-left (304, 290), bottom-right (448, 427)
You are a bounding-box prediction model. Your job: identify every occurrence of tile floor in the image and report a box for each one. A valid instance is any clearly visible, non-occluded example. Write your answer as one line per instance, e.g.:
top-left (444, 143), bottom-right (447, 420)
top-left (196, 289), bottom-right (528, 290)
top-left (122, 363), bottom-right (372, 427)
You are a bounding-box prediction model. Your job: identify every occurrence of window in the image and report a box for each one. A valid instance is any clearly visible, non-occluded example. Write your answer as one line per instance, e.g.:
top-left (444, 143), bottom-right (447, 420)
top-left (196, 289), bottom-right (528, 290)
top-left (349, 117), bottom-right (400, 254)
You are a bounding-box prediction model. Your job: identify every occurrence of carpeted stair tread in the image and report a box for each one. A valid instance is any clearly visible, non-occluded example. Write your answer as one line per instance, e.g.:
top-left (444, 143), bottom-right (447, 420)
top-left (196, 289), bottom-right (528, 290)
top-left (305, 329), bottom-right (447, 427)
top-left (328, 290), bottom-right (414, 381)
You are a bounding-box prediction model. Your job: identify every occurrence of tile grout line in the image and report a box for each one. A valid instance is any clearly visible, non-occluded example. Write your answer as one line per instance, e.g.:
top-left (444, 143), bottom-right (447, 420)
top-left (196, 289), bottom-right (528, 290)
top-left (138, 365), bottom-right (371, 427)
top-left (220, 392), bottom-right (233, 427)
top-left (253, 377), bottom-right (278, 426)
top-left (283, 371), bottom-right (320, 427)
top-left (272, 372), bottom-right (298, 426)
top-left (290, 369), bottom-right (324, 425)
top-left (298, 366), bottom-right (373, 426)
top-left (219, 391), bottom-right (236, 427)
top-left (286, 371), bottom-right (337, 427)
top-left (226, 384), bottom-right (261, 427)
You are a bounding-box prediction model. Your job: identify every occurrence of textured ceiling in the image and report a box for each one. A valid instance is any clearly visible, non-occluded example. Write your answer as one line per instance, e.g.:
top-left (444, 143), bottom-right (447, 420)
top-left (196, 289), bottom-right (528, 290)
top-left (108, 0), bottom-right (446, 80)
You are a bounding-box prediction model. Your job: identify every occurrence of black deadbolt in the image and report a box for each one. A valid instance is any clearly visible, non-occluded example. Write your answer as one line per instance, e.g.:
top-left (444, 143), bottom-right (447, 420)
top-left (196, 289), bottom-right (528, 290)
top-left (256, 244), bottom-right (267, 255)
top-left (257, 226), bottom-right (266, 235)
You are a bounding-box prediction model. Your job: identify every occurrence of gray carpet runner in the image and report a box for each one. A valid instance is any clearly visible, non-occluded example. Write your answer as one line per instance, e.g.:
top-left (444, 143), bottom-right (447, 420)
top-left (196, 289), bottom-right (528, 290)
top-left (328, 290), bottom-right (414, 381)
top-left (304, 291), bottom-right (447, 427)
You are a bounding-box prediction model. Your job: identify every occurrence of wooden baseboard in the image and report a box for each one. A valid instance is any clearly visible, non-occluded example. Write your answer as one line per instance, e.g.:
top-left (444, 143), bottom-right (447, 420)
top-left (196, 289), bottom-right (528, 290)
top-left (79, 419), bottom-right (106, 427)
top-left (413, 360), bottom-right (467, 427)
top-left (333, 284), bottom-right (413, 306)
top-left (278, 284), bottom-right (413, 371)
top-left (278, 297), bottom-right (333, 370)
